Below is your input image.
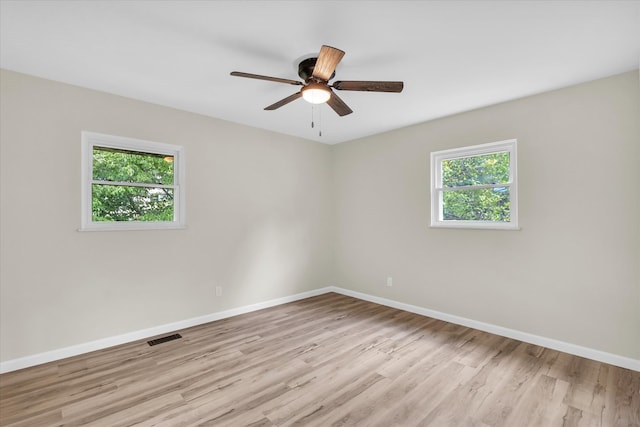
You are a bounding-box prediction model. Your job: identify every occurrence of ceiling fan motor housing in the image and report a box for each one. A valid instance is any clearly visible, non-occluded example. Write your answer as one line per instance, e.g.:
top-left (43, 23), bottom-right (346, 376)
top-left (298, 57), bottom-right (335, 82)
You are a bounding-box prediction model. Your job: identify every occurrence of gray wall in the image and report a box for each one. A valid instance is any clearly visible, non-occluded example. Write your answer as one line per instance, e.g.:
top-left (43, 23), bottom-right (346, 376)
top-left (1, 69), bottom-right (638, 364)
top-left (0, 69), bottom-right (334, 362)
top-left (333, 71), bottom-right (640, 360)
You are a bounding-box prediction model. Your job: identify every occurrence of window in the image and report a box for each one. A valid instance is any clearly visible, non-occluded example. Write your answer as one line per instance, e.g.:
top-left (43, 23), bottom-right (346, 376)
top-left (430, 139), bottom-right (518, 230)
top-left (81, 132), bottom-right (185, 231)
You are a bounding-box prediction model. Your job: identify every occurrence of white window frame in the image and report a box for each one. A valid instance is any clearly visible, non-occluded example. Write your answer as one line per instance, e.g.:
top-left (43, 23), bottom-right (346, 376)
top-left (430, 139), bottom-right (518, 230)
top-left (81, 131), bottom-right (186, 231)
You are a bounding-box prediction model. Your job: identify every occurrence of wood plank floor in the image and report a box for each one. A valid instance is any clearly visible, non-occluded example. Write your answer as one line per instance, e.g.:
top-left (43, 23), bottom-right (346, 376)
top-left (1, 292), bottom-right (638, 426)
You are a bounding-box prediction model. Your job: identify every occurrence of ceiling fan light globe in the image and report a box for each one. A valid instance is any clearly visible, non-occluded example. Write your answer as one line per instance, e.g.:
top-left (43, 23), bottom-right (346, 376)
top-left (302, 84), bottom-right (331, 104)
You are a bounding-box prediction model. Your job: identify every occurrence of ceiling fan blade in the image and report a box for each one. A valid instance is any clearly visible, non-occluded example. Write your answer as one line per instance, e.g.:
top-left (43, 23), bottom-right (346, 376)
top-left (332, 80), bottom-right (404, 92)
top-left (264, 91), bottom-right (303, 110)
top-left (312, 45), bottom-right (345, 81)
top-left (230, 71), bottom-right (303, 86)
top-left (326, 90), bottom-right (353, 116)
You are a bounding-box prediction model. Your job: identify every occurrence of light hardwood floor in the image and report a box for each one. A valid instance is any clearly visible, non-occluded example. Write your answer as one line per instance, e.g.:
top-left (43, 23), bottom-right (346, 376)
top-left (1, 292), bottom-right (638, 426)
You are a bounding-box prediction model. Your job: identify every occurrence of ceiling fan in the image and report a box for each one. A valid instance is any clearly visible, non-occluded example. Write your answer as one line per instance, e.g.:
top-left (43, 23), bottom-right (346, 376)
top-left (230, 45), bottom-right (403, 116)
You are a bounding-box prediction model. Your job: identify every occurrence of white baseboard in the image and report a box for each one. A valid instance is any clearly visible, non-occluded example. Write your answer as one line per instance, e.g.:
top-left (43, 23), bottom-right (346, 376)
top-left (0, 287), bottom-right (332, 374)
top-left (2, 285), bottom-right (638, 373)
top-left (328, 286), bottom-right (640, 372)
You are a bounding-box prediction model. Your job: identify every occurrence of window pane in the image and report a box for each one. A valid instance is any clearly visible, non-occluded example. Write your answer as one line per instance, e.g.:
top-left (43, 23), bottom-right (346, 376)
top-left (442, 152), bottom-right (510, 188)
top-left (443, 187), bottom-right (510, 222)
top-left (93, 147), bottom-right (174, 185)
top-left (92, 184), bottom-right (174, 222)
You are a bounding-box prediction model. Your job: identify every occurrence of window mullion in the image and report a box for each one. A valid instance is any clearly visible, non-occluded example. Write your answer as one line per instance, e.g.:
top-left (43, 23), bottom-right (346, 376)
top-left (91, 180), bottom-right (176, 189)
top-left (438, 182), bottom-right (512, 192)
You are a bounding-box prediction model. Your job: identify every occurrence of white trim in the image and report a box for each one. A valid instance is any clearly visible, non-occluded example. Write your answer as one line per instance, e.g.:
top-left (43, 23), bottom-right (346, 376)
top-left (430, 139), bottom-right (518, 230)
top-left (2, 286), bottom-right (638, 373)
top-left (429, 222), bottom-right (521, 231)
top-left (329, 287), bottom-right (640, 372)
top-left (80, 131), bottom-right (186, 231)
top-left (0, 287), bottom-right (331, 374)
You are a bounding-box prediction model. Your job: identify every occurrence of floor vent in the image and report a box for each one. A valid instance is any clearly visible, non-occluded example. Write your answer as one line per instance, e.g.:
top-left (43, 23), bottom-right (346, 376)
top-left (147, 333), bottom-right (182, 346)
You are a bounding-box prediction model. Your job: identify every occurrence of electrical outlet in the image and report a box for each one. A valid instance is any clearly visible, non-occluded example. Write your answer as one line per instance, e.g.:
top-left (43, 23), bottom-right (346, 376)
top-left (386, 276), bottom-right (393, 287)
top-left (215, 286), bottom-right (223, 296)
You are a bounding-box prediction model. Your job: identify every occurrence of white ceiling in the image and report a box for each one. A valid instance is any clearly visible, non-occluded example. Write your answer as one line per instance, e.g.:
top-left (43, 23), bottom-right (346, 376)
top-left (1, 1), bottom-right (639, 144)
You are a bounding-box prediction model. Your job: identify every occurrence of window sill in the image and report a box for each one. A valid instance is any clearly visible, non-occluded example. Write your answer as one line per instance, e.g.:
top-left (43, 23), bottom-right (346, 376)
top-left (430, 222), bottom-right (521, 231)
top-left (78, 223), bottom-right (187, 232)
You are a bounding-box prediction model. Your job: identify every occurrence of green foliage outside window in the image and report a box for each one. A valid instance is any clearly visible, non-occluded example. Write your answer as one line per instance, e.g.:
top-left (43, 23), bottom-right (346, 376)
top-left (441, 152), bottom-right (511, 222)
top-left (92, 148), bottom-right (175, 222)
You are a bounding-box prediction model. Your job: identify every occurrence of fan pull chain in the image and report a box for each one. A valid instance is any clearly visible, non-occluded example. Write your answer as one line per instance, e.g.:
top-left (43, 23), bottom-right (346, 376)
top-left (311, 105), bottom-right (322, 137)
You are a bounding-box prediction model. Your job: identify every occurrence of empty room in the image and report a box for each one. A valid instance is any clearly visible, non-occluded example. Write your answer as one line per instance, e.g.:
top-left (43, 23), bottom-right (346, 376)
top-left (0, 1), bottom-right (638, 426)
